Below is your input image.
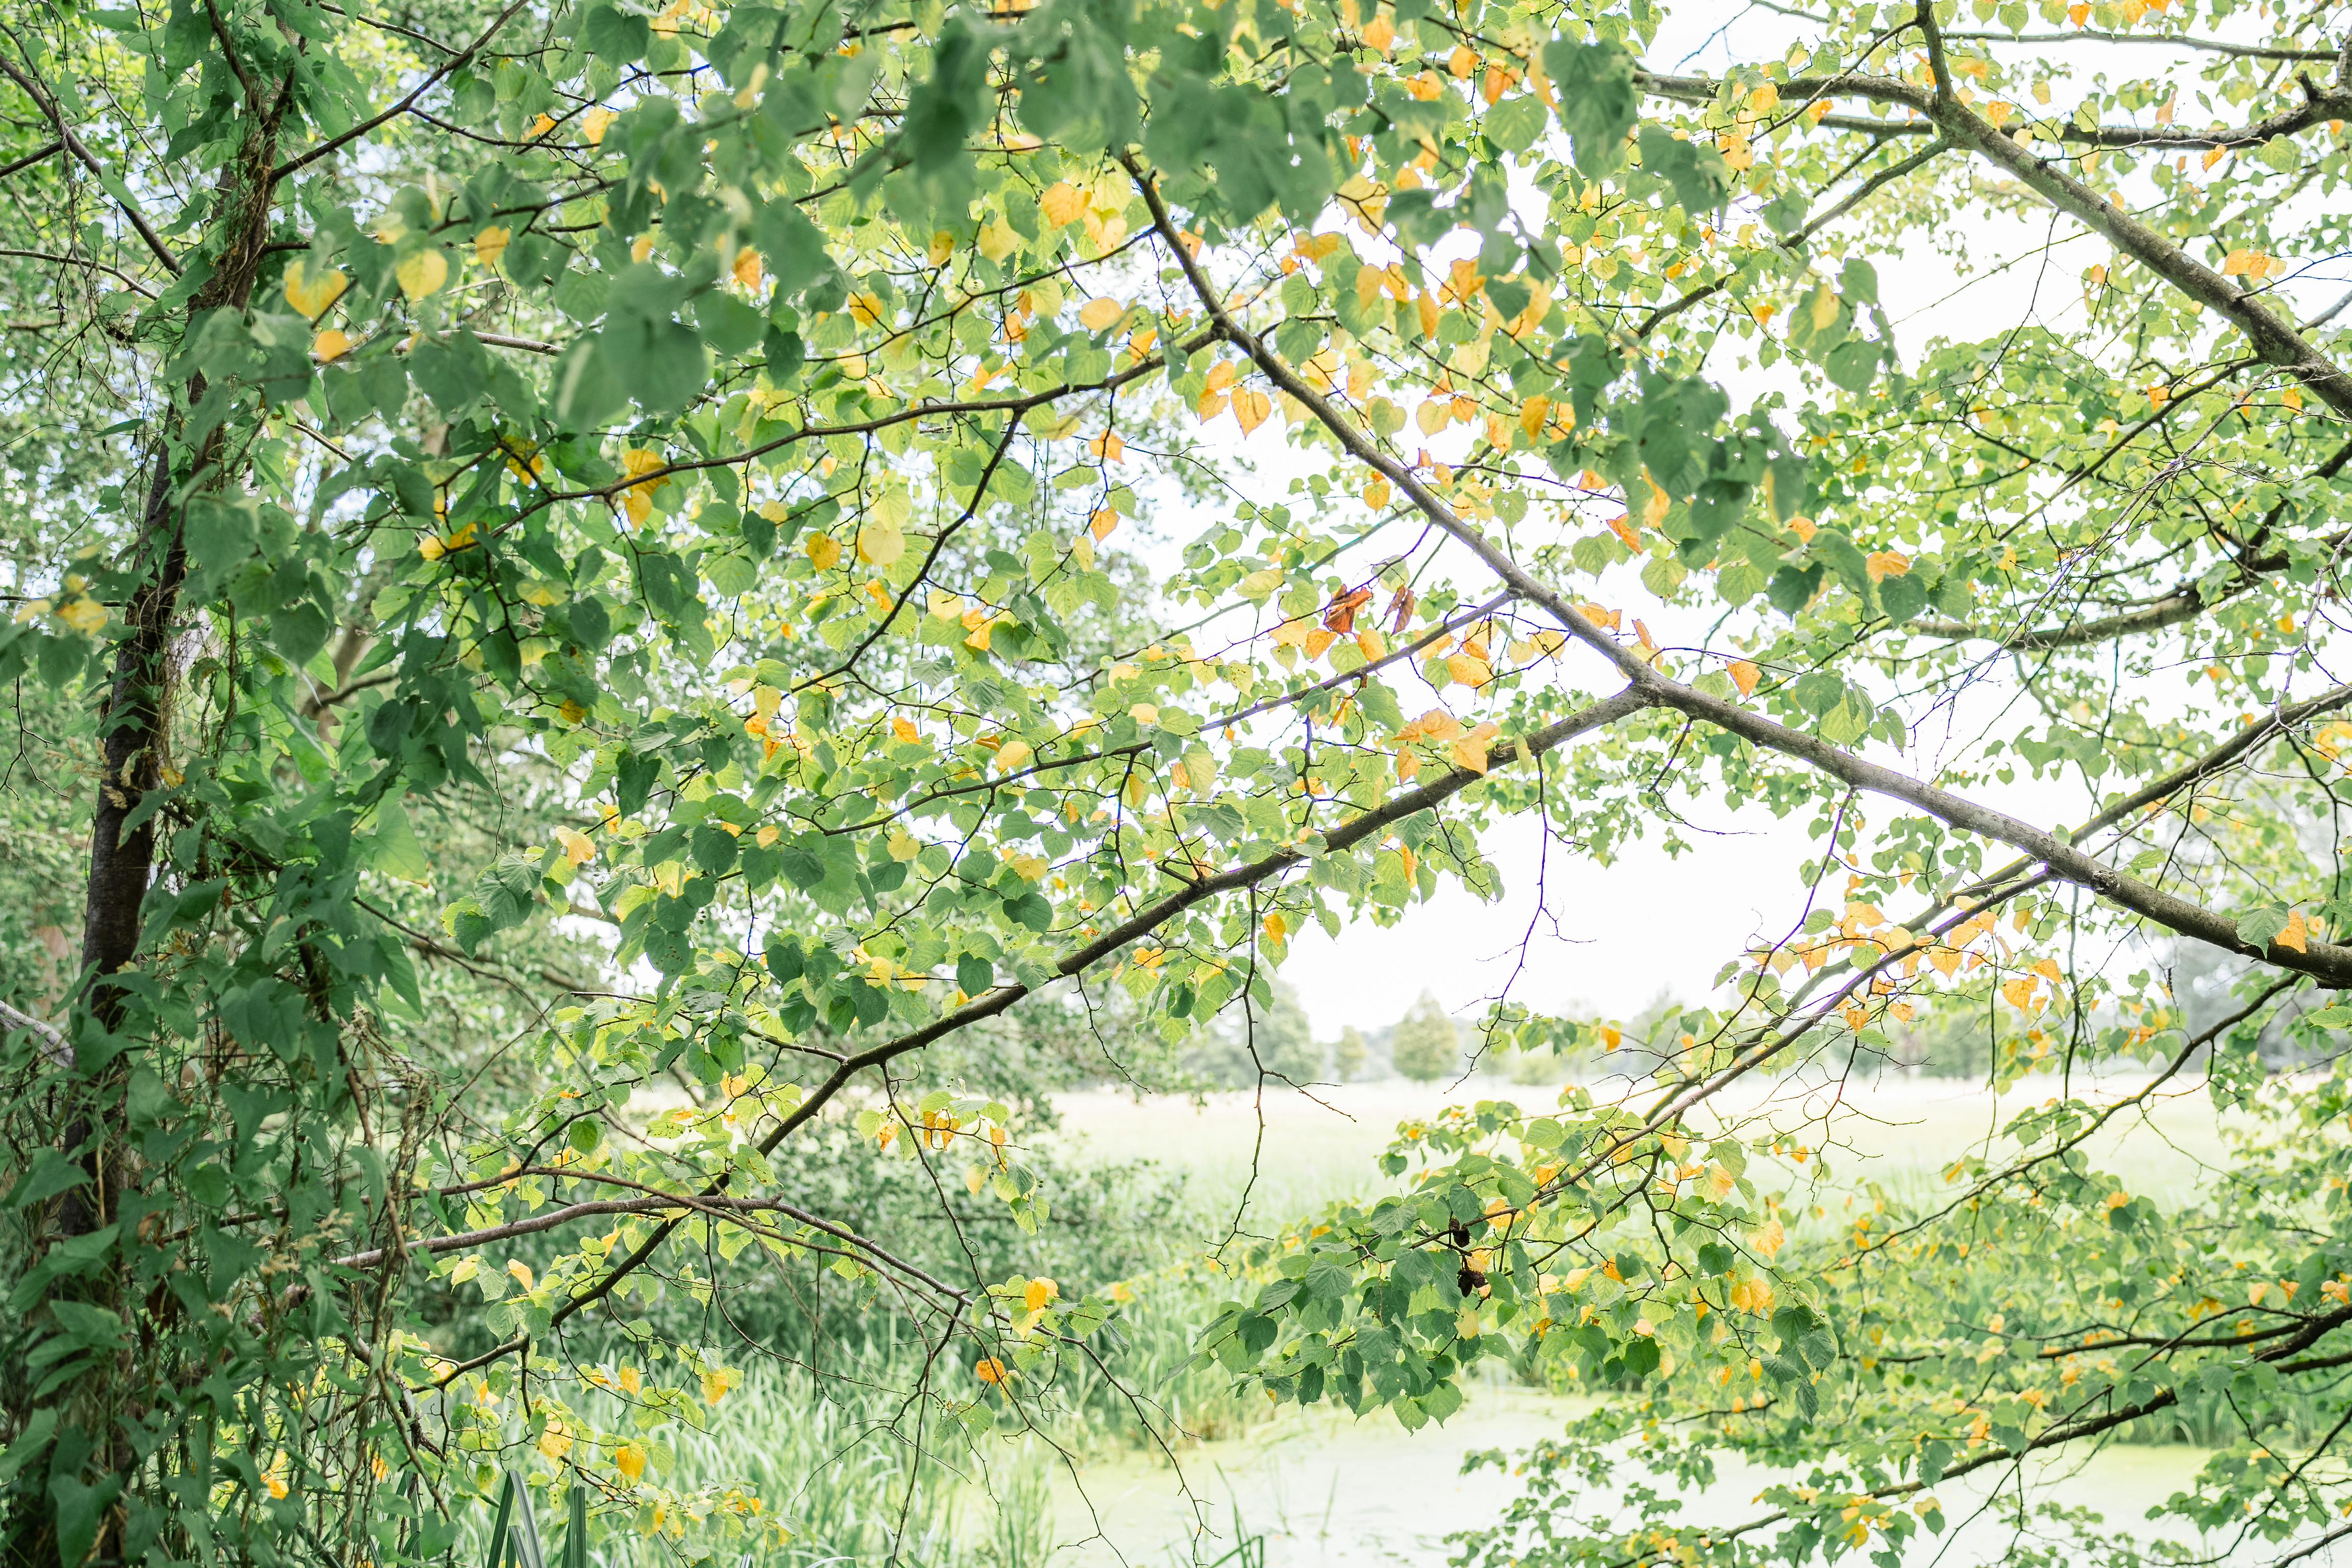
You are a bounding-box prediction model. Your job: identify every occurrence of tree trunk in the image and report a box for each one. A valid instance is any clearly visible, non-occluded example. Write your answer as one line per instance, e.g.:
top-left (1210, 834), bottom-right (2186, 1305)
top-left (7, 81), bottom-right (292, 1568)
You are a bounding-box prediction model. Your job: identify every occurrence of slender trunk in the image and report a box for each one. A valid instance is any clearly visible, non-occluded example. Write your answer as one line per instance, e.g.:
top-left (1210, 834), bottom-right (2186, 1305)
top-left (7, 79), bottom-right (291, 1568)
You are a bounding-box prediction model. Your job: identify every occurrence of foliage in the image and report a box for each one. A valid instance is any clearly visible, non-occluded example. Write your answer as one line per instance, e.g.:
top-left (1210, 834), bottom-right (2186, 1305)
top-left (1331, 1025), bottom-right (1370, 1083)
top-left (4, 0), bottom-right (2352, 1564)
top-left (1390, 991), bottom-right (1464, 1083)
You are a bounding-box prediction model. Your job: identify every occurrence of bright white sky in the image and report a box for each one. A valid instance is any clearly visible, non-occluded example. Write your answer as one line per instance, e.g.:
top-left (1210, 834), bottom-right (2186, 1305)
top-left (1141, 4), bottom-right (2350, 1033)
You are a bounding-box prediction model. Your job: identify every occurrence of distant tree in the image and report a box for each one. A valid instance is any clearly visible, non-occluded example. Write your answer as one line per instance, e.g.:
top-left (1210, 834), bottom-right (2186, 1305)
top-left (1184, 980), bottom-right (1320, 1087)
top-left (1390, 993), bottom-right (1461, 1083)
top-left (1332, 1025), bottom-right (1369, 1083)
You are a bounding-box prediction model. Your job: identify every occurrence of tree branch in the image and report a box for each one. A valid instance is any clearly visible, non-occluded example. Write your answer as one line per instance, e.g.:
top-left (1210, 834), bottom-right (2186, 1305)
top-left (1125, 155), bottom-right (2352, 988)
top-left (0, 59), bottom-right (181, 276)
top-left (270, 0), bottom-right (535, 183)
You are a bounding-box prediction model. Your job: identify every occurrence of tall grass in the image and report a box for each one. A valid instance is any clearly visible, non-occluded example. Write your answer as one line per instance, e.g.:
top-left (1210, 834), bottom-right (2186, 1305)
top-left (452, 1263), bottom-right (1279, 1568)
top-left (454, 1366), bottom-right (1058, 1568)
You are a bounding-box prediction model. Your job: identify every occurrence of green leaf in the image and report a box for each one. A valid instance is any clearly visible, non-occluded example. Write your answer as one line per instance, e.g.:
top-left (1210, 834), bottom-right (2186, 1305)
top-left (1823, 338), bottom-right (1881, 393)
top-left (5, 1151), bottom-right (88, 1210)
top-left (49, 1472), bottom-right (122, 1568)
top-left (1878, 572), bottom-right (1927, 623)
top-left (1637, 125), bottom-right (1732, 213)
top-left (1811, 528), bottom-right (1872, 594)
top-left (2236, 904), bottom-right (2290, 947)
top-left (1544, 41), bottom-right (1637, 177)
top-left (901, 18), bottom-right (995, 169)
top-left (1485, 93), bottom-right (1547, 154)
top-left (368, 796), bottom-right (433, 884)
top-left (1766, 562), bottom-right (1823, 618)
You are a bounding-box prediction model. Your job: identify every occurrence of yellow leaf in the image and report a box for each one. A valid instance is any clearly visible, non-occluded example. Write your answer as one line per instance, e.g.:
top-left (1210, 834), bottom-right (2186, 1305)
top-left (620, 447), bottom-right (668, 525)
top-left (1086, 429), bottom-right (1125, 462)
top-left (312, 329), bottom-right (354, 362)
top-left (583, 106), bottom-right (616, 144)
top-left (1090, 507), bottom-right (1118, 540)
top-left (1361, 14), bottom-right (1394, 49)
top-left (474, 226), bottom-right (511, 268)
top-left (1233, 387), bottom-right (1271, 434)
top-left (975, 217), bottom-right (1019, 262)
top-left (395, 249), bottom-right (449, 300)
top-left (1416, 399), bottom-right (1451, 435)
top-left (283, 258), bottom-right (349, 319)
top-left (1022, 1277), bottom-right (1059, 1311)
top-left (1450, 723), bottom-right (1499, 774)
top-left (1446, 652), bottom-right (1492, 687)
top-left (507, 1260), bottom-right (535, 1291)
top-left (700, 1369), bottom-right (732, 1405)
top-left (1363, 476), bottom-right (1391, 509)
top-left (973, 1357), bottom-right (1008, 1384)
top-left (55, 596), bottom-right (106, 635)
top-left (858, 517), bottom-right (905, 566)
top-left (615, 1443), bottom-right (646, 1482)
top-left (2000, 976), bottom-right (2037, 1009)
top-left (1641, 474), bottom-right (1672, 529)
top-left (1039, 182), bottom-right (1086, 227)
top-left (1750, 1217), bottom-right (1786, 1257)
top-left (806, 533), bottom-right (842, 570)
top-left (927, 229), bottom-right (955, 266)
top-left (2278, 910), bottom-right (2310, 953)
top-left (1079, 297), bottom-right (1123, 331)
top-left (555, 826), bottom-right (596, 865)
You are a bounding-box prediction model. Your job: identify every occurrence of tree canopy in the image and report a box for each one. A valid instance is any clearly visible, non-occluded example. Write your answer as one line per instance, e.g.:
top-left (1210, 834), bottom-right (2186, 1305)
top-left (4, 0), bottom-right (2352, 1562)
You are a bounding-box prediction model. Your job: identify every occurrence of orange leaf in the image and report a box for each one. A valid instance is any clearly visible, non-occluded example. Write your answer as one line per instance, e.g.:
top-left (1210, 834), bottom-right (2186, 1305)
top-left (1323, 585), bottom-right (1374, 633)
top-left (1728, 659), bottom-right (1760, 696)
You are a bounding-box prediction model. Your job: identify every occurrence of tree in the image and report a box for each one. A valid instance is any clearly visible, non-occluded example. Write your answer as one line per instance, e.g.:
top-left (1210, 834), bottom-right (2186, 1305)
top-left (1389, 993), bottom-right (1462, 1083)
top-left (1184, 979), bottom-right (1321, 1086)
top-left (6, 0), bottom-right (2352, 1564)
top-left (1331, 1025), bottom-right (1369, 1083)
